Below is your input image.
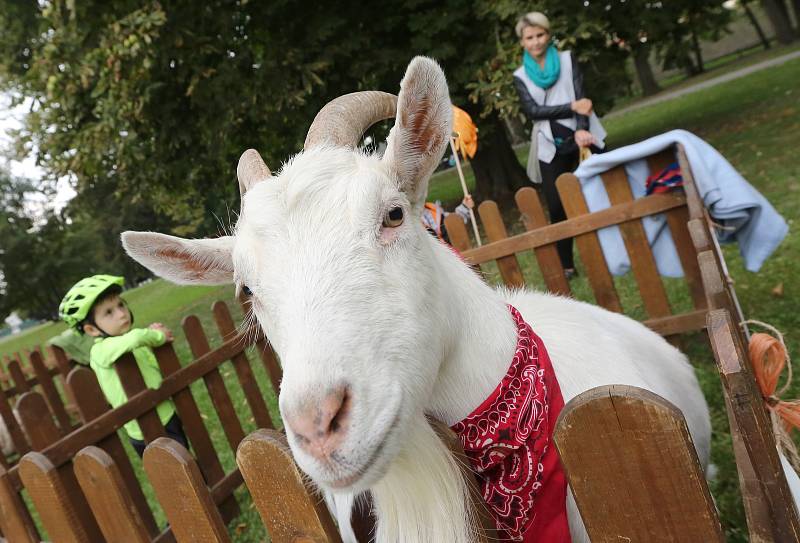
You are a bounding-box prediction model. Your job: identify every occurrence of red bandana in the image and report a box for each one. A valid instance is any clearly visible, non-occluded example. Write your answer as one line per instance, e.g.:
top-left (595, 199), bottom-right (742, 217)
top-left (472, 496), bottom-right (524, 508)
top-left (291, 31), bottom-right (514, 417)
top-left (451, 306), bottom-right (570, 542)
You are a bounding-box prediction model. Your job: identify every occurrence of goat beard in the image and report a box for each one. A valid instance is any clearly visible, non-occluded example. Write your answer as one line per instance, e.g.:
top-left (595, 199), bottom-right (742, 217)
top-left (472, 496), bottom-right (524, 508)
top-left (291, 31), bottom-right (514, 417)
top-left (368, 411), bottom-right (480, 543)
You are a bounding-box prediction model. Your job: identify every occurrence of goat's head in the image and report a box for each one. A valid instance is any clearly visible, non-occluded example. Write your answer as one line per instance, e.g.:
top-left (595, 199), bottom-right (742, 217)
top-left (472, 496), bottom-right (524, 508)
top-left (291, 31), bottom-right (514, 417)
top-left (122, 57), bottom-right (454, 492)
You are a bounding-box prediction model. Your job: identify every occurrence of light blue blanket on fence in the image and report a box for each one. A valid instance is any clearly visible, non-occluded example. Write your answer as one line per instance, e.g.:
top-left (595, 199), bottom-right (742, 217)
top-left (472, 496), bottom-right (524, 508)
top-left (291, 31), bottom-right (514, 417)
top-left (573, 129), bottom-right (788, 276)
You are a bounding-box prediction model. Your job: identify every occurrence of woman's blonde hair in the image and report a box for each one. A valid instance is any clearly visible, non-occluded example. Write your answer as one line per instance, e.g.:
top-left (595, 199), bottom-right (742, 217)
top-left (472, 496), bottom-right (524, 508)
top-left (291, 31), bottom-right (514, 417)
top-left (515, 12), bottom-right (550, 38)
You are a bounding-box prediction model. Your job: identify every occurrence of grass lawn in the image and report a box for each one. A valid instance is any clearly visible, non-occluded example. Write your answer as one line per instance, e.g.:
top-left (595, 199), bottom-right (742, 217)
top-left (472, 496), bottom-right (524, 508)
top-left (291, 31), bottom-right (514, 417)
top-left (2, 58), bottom-right (798, 541)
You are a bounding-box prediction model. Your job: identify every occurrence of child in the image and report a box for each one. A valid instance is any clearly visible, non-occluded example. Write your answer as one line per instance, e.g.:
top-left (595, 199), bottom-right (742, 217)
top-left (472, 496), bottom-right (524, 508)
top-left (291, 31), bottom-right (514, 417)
top-left (422, 194), bottom-right (474, 245)
top-left (58, 275), bottom-right (189, 457)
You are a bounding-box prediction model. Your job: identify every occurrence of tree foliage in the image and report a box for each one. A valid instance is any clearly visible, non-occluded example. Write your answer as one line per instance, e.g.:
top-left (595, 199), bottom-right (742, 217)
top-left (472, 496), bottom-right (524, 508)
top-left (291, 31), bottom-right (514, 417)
top-left (0, 0), bottom-right (735, 318)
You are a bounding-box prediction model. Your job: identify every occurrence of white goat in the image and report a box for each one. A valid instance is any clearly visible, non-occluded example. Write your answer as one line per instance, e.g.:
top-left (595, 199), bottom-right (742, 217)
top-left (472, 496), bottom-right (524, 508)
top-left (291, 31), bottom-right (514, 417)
top-left (122, 57), bottom-right (713, 542)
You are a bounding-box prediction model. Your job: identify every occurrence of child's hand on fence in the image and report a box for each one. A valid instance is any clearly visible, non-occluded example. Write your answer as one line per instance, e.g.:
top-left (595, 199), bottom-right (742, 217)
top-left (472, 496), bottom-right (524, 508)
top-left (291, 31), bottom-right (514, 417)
top-left (149, 323), bottom-right (174, 342)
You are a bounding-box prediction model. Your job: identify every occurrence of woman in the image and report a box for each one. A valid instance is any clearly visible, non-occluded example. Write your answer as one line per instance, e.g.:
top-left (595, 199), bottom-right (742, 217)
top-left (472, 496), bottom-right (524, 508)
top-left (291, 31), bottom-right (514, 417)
top-left (513, 12), bottom-right (606, 279)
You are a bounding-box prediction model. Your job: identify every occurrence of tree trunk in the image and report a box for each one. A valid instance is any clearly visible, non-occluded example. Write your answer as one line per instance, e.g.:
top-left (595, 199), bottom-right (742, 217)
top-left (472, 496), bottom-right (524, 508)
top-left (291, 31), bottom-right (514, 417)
top-left (632, 45), bottom-right (660, 96)
top-left (742, 0), bottom-right (771, 48)
top-left (792, 0), bottom-right (800, 34)
top-left (469, 112), bottom-right (528, 203)
top-left (761, 0), bottom-right (796, 44)
top-left (691, 30), bottom-right (704, 73)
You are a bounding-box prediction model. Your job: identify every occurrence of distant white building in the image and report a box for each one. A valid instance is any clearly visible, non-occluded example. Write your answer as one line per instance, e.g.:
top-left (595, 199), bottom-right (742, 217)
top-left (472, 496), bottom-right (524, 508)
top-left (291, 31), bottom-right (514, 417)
top-left (4, 313), bottom-right (22, 335)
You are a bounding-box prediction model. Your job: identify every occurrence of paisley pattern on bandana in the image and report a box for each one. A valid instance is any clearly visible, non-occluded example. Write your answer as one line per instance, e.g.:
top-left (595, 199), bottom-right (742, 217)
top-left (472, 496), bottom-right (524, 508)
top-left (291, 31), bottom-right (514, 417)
top-left (451, 306), bottom-right (570, 542)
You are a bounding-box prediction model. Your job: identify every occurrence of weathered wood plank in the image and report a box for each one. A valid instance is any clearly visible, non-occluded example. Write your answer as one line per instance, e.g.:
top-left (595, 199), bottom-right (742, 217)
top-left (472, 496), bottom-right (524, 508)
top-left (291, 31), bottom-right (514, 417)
top-left (237, 429), bottom-right (342, 543)
top-left (554, 385), bottom-right (723, 542)
top-left (707, 310), bottom-right (800, 541)
top-left (151, 341), bottom-right (239, 522)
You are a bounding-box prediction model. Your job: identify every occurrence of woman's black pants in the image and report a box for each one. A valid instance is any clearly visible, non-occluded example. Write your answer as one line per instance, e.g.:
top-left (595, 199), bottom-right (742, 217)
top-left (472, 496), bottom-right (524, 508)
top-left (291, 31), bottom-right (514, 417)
top-left (538, 149), bottom-right (579, 270)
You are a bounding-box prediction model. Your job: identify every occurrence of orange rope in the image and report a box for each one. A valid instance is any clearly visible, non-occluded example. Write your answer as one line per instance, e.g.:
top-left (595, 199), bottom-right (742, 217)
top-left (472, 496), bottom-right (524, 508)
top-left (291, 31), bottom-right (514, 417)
top-left (746, 321), bottom-right (800, 471)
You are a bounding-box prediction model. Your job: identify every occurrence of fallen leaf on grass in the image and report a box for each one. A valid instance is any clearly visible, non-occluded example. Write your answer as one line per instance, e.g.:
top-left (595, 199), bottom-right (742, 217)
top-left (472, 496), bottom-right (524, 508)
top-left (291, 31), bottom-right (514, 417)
top-left (772, 283), bottom-right (784, 297)
top-left (235, 523), bottom-right (247, 535)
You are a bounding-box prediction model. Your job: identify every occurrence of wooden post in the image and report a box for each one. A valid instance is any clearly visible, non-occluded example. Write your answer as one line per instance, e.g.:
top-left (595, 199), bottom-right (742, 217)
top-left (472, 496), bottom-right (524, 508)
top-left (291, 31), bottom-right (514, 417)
top-left (707, 310), bottom-right (800, 541)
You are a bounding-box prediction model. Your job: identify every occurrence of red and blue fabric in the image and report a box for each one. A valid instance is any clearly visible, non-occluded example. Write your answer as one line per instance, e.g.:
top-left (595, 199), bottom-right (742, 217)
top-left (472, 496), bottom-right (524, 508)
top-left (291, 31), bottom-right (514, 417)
top-left (451, 306), bottom-right (570, 542)
top-left (645, 162), bottom-right (683, 195)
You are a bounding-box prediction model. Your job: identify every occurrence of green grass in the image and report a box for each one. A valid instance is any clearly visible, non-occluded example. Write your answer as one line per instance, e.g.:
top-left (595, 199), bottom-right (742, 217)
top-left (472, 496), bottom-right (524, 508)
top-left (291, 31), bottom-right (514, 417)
top-left (3, 58), bottom-right (799, 541)
top-left (610, 41), bottom-right (800, 111)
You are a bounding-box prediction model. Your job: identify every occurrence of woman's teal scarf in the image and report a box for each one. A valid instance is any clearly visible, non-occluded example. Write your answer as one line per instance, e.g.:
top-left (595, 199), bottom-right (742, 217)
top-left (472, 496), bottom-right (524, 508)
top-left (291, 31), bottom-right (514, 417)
top-left (523, 45), bottom-right (560, 89)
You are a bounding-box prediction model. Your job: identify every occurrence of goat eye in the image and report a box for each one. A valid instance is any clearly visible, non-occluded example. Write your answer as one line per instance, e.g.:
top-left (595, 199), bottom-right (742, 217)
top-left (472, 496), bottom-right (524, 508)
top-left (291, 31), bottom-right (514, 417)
top-left (241, 285), bottom-right (253, 297)
top-left (383, 206), bottom-right (404, 227)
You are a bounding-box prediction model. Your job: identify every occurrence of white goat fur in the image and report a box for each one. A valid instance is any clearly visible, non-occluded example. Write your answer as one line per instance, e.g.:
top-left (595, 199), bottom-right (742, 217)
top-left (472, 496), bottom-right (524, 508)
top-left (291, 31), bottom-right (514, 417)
top-left (122, 57), bottom-right (713, 542)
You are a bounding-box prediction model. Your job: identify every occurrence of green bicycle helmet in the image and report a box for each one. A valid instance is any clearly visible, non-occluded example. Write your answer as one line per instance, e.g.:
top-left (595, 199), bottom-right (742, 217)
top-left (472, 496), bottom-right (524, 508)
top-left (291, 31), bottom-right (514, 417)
top-left (59, 275), bottom-right (125, 328)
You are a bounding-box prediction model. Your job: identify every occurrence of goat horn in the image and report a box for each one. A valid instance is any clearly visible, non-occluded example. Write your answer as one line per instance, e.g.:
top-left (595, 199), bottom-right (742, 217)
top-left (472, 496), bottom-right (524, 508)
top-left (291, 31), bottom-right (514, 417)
top-left (304, 91), bottom-right (397, 150)
top-left (237, 149), bottom-right (272, 200)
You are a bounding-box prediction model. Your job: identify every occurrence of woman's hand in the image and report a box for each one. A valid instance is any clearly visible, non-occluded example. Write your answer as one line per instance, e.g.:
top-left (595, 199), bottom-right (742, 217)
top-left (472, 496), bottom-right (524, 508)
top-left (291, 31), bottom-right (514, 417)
top-left (575, 129), bottom-right (595, 148)
top-left (571, 98), bottom-right (593, 116)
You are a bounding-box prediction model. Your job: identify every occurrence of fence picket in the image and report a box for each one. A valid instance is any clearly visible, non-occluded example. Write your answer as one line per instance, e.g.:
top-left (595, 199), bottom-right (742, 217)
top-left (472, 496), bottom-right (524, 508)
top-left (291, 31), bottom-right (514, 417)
top-left (19, 451), bottom-right (104, 542)
top-left (515, 187), bottom-right (570, 296)
top-left (144, 438), bottom-right (232, 543)
top-left (237, 429), bottom-right (342, 543)
top-left (0, 465), bottom-right (38, 542)
top-left (645, 152), bottom-right (707, 310)
top-left (212, 301), bottom-right (274, 429)
top-left (554, 385), bottom-right (723, 542)
top-left (557, 173), bottom-right (623, 312)
top-left (29, 350), bottom-right (72, 433)
top-left (68, 367), bottom-right (160, 536)
top-left (600, 166), bottom-right (672, 319)
top-left (8, 359), bottom-right (31, 394)
top-left (183, 315), bottom-right (246, 450)
top-left (0, 382), bottom-right (30, 454)
top-left (444, 212), bottom-right (473, 253)
top-left (477, 200), bottom-right (525, 287)
top-left (15, 391), bottom-right (62, 450)
top-left (74, 446), bottom-right (151, 543)
top-left (115, 353), bottom-right (168, 442)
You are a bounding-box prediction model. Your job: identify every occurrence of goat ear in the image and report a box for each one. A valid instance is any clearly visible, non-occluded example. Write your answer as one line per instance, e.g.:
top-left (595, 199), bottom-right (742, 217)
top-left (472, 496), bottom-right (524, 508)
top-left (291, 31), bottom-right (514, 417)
top-left (121, 231), bottom-right (234, 285)
top-left (384, 56), bottom-right (452, 209)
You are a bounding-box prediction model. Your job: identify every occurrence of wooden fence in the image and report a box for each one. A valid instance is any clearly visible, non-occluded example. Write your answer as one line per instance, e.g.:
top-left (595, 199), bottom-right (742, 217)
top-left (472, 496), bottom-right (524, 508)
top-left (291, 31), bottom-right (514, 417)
top-left (0, 143), bottom-right (797, 542)
top-left (0, 299), bottom-right (283, 542)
